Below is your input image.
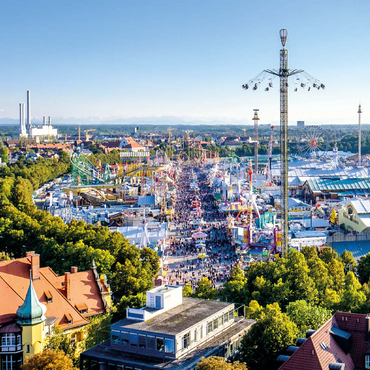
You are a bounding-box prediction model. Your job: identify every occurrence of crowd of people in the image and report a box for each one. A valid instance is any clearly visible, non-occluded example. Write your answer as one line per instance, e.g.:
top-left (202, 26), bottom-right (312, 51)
top-left (165, 164), bottom-right (241, 292)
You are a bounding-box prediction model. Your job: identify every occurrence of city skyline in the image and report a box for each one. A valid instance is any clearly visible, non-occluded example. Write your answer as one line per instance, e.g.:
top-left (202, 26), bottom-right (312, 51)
top-left (1, 0), bottom-right (369, 124)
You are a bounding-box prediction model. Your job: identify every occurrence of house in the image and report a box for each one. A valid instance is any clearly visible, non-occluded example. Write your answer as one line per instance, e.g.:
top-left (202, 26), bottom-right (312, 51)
top-left (338, 198), bottom-right (370, 233)
top-left (0, 252), bottom-right (111, 369)
top-left (98, 141), bottom-right (122, 153)
top-left (277, 311), bottom-right (370, 370)
top-left (80, 285), bottom-right (255, 370)
top-left (119, 137), bottom-right (146, 152)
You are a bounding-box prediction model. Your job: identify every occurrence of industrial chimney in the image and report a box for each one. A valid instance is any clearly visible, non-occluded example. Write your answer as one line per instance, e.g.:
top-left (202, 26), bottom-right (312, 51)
top-left (26, 90), bottom-right (31, 134)
top-left (48, 116), bottom-right (51, 126)
top-left (19, 103), bottom-right (26, 136)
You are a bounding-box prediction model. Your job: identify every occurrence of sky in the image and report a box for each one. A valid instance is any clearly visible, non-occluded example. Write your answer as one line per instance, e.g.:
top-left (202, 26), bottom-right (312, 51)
top-left (0, 0), bottom-right (369, 125)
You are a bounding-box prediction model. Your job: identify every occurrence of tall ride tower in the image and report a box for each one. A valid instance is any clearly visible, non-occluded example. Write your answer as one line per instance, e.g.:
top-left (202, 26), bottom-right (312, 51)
top-left (252, 109), bottom-right (259, 175)
top-left (358, 104), bottom-right (362, 166)
top-left (242, 29), bottom-right (324, 257)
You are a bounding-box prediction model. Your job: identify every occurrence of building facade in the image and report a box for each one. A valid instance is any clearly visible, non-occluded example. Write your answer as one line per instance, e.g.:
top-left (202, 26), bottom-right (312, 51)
top-left (0, 253), bottom-right (112, 369)
top-left (81, 285), bottom-right (255, 370)
top-left (338, 198), bottom-right (370, 233)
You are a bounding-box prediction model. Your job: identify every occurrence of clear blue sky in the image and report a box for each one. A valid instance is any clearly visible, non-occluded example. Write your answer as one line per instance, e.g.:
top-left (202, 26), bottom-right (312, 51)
top-left (0, 0), bottom-right (369, 125)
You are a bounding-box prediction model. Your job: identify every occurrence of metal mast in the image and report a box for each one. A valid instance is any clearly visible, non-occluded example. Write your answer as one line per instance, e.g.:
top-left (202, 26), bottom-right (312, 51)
top-left (253, 109), bottom-right (259, 176)
top-left (279, 29), bottom-right (289, 257)
top-left (358, 104), bottom-right (362, 166)
top-left (242, 29), bottom-right (325, 257)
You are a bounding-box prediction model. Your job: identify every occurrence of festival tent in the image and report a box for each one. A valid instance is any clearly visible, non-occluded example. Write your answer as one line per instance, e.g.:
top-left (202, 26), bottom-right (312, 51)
top-left (192, 231), bottom-right (208, 239)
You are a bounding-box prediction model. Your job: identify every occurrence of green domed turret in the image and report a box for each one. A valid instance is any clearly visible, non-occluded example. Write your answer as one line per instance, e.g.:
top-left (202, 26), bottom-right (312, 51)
top-left (16, 273), bottom-right (46, 326)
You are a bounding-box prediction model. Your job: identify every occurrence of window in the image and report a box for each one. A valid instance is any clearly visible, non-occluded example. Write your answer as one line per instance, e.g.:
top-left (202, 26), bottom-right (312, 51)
top-left (111, 335), bottom-right (120, 344)
top-left (26, 345), bottom-right (30, 353)
top-left (219, 315), bottom-right (223, 326)
top-left (366, 355), bottom-right (370, 369)
top-left (193, 329), bottom-right (197, 342)
top-left (207, 322), bottom-right (213, 334)
top-left (1, 355), bottom-right (22, 370)
top-left (165, 339), bottom-right (175, 353)
top-left (213, 318), bottom-right (218, 330)
top-left (121, 332), bottom-right (129, 346)
top-left (148, 336), bottom-right (156, 350)
top-left (183, 333), bottom-right (190, 349)
top-left (138, 335), bottom-right (146, 348)
top-left (130, 334), bottom-right (138, 347)
top-left (224, 313), bottom-right (229, 323)
top-left (1, 333), bottom-right (16, 346)
top-left (229, 310), bottom-right (234, 320)
top-left (45, 290), bottom-right (53, 303)
top-left (156, 338), bottom-right (164, 351)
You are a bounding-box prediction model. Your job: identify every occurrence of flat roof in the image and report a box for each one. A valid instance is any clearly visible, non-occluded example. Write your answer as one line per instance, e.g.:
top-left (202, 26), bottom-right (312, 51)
top-left (82, 317), bottom-right (255, 370)
top-left (112, 297), bottom-right (233, 336)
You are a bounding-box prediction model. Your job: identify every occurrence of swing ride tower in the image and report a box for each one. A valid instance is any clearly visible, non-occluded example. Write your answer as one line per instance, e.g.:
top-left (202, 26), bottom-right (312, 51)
top-left (242, 29), bottom-right (325, 257)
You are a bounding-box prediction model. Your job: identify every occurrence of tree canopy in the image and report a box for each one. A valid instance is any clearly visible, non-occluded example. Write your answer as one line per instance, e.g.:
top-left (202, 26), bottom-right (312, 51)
top-left (21, 349), bottom-right (78, 370)
top-left (196, 356), bottom-right (248, 370)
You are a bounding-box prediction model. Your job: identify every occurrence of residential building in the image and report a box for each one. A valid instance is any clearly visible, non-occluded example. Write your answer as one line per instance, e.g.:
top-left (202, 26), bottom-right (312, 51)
top-left (80, 285), bottom-right (255, 370)
top-left (0, 253), bottom-right (111, 369)
top-left (119, 137), bottom-right (146, 152)
top-left (338, 198), bottom-right (370, 233)
top-left (277, 311), bottom-right (370, 370)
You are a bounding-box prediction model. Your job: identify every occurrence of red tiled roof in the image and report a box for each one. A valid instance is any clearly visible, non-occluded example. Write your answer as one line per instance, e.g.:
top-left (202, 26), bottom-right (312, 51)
top-left (334, 312), bottom-right (370, 369)
top-left (41, 268), bottom-right (107, 317)
top-left (279, 312), bottom-right (370, 370)
top-left (0, 257), bottom-right (107, 329)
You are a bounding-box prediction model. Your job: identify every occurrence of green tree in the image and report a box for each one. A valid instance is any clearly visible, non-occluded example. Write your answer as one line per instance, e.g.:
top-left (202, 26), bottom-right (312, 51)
top-left (341, 250), bottom-right (357, 273)
top-left (111, 293), bottom-right (146, 322)
top-left (0, 146), bottom-right (9, 163)
top-left (357, 253), bottom-right (370, 284)
top-left (240, 303), bottom-right (298, 370)
top-left (340, 271), bottom-right (366, 311)
top-left (286, 300), bottom-right (332, 336)
top-left (221, 266), bottom-right (249, 304)
top-left (183, 283), bottom-right (193, 297)
top-left (196, 356), bottom-right (248, 370)
top-left (21, 349), bottom-right (77, 370)
top-left (46, 327), bottom-right (78, 366)
top-left (193, 277), bottom-right (218, 300)
top-left (319, 247), bottom-right (339, 264)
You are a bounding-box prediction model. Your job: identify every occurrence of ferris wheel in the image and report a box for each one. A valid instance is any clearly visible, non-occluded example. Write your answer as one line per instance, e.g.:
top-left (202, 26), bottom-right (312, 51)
top-left (298, 126), bottom-right (329, 159)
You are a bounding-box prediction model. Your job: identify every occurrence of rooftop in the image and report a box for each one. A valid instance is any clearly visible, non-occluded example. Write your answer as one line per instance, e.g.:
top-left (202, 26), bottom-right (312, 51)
top-left (112, 297), bottom-right (233, 336)
top-left (83, 317), bottom-right (254, 370)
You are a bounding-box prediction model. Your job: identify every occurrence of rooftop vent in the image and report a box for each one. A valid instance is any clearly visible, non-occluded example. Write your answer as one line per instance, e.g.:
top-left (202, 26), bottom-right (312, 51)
top-left (286, 346), bottom-right (299, 354)
top-left (276, 355), bottom-right (290, 364)
top-left (306, 329), bottom-right (316, 338)
top-left (296, 338), bottom-right (307, 346)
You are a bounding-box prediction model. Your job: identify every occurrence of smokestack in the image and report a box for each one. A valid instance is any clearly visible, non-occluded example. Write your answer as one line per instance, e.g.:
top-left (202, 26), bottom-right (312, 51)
top-left (358, 104), bottom-right (362, 166)
top-left (19, 103), bottom-right (26, 135)
top-left (43, 116), bottom-right (46, 125)
top-left (26, 90), bottom-right (31, 132)
top-left (48, 116), bottom-right (51, 126)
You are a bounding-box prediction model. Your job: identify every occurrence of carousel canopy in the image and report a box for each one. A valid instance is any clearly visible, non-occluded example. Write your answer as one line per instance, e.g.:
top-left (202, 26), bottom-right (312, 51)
top-left (192, 231), bottom-right (208, 239)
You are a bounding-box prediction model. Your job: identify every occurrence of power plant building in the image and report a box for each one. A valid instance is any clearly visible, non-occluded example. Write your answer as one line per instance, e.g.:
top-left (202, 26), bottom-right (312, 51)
top-left (19, 90), bottom-right (58, 141)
